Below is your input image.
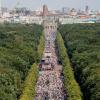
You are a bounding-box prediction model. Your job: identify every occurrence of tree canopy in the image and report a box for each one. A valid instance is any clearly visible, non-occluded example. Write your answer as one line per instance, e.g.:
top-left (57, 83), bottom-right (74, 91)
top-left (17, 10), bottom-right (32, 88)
top-left (58, 23), bottom-right (100, 100)
top-left (0, 23), bottom-right (43, 100)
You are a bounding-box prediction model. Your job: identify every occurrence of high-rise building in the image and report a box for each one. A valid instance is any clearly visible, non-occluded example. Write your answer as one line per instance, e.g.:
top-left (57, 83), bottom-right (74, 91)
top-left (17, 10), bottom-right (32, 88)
top-left (85, 5), bottom-right (89, 14)
top-left (62, 7), bottom-right (69, 14)
top-left (43, 5), bottom-right (48, 17)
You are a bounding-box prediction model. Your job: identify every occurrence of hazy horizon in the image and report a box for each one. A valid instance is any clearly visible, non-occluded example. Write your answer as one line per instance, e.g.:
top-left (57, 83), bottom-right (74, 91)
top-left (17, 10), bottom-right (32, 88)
top-left (1, 0), bottom-right (100, 11)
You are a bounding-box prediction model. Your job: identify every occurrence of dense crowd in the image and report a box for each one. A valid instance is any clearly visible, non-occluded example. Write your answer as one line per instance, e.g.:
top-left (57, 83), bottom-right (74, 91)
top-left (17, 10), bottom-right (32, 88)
top-left (35, 31), bottom-right (66, 100)
top-left (35, 71), bottom-right (65, 100)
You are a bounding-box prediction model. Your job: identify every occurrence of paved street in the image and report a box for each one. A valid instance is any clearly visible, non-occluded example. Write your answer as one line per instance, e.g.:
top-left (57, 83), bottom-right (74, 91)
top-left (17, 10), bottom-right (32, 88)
top-left (35, 21), bottom-right (66, 100)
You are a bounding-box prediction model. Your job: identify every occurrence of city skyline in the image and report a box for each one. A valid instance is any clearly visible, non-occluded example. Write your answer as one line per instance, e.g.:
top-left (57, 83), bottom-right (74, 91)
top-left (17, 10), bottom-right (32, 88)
top-left (0, 0), bottom-right (100, 11)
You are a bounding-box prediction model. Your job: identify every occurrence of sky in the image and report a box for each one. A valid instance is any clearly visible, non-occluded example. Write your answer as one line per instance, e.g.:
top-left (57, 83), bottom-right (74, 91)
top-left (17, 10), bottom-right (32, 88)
top-left (1, 0), bottom-right (100, 11)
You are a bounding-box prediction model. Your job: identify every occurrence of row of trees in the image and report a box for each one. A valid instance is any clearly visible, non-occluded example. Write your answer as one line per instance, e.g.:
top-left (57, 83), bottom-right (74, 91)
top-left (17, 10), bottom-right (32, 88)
top-left (56, 32), bottom-right (82, 100)
top-left (19, 64), bottom-right (38, 100)
top-left (37, 32), bottom-right (45, 61)
top-left (58, 24), bottom-right (100, 100)
top-left (0, 23), bottom-right (43, 100)
top-left (19, 32), bottom-right (45, 100)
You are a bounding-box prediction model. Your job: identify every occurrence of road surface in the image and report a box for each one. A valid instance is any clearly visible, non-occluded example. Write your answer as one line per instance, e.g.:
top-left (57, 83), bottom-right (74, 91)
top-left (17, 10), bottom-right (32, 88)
top-left (35, 21), bottom-right (66, 100)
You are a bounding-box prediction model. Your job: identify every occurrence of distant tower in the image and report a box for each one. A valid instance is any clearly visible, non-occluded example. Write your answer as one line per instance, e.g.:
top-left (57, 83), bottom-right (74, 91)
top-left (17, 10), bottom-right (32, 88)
top-left (62, 7), bottom-right (67, 14)
top-left (85, 5), bottom-right (89, 14)
top-left (43, 5), bottom-right (48, 17)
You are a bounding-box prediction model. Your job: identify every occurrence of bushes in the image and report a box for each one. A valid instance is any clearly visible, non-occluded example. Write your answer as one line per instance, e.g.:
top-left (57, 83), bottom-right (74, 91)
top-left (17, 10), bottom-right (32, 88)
top-left (19, 63), bottom-right (38, 100)
top-left (56, 32), bottom-right (82, 100)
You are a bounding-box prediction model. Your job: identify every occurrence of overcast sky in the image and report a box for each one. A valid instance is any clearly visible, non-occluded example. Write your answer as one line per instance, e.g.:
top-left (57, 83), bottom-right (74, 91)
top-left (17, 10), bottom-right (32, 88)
top-left (1, 0), bottom-right (100, 10)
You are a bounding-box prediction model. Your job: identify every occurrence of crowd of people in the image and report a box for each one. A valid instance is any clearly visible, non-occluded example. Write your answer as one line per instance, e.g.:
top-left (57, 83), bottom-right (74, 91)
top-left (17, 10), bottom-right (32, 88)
top-left (35, 30), bottom-right (66, 100)
top-left (35, 71), bottom-right (65, 100)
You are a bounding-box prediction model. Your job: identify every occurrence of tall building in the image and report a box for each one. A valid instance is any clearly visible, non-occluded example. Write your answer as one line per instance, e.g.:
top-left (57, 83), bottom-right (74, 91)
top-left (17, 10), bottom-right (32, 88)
top-left (62, 7), bottom-right (68, 14)
top-left (43, 5), bottom-right (48, 17)
top-left (85, 5), bottom-right (89, 14)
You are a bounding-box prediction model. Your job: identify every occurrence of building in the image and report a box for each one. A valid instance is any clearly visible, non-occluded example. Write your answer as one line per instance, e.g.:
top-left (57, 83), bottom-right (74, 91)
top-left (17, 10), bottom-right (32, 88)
top-left (43, 5), bottom-right (49, 17)
top-left (85, 5), bottom-right (89, 15)
top-left (0, 4), bottom-right (99, 24)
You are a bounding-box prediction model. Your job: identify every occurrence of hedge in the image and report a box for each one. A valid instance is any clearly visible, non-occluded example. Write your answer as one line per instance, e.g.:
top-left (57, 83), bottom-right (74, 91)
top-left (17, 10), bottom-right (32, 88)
top-left (37, 32), bottom-right (45, 61)
top-left (56, 32), bottom-right (83, 100)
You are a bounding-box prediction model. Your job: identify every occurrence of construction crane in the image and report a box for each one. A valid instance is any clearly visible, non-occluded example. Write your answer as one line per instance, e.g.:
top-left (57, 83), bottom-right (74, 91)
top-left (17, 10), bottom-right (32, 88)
top-left (15, 0), bottom-right (20, 9)
top-left (11, 0), bottom-right (20, 17)
top-left (0, 0), bottom-right (2, 15)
